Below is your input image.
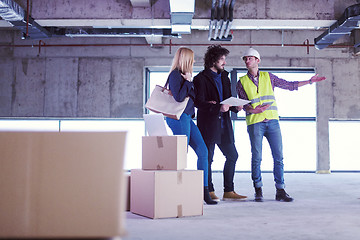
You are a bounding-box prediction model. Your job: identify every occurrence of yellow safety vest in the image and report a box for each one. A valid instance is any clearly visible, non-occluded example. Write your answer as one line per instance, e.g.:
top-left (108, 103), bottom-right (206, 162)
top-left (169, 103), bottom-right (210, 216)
top-left (239, 72), bottom-right (279, 125)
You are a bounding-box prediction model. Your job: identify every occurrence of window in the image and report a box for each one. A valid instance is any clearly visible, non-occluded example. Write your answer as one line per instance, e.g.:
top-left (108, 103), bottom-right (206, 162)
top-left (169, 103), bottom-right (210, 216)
top-left (329, 120), bottom-right (360, 171)
top-left (146, 68), bottom-right (318, 172)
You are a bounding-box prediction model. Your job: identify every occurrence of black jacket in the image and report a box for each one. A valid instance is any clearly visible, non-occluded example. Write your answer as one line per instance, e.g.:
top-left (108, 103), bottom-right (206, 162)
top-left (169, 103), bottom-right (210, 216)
top-left (193, 68), bottom-right (238, 144)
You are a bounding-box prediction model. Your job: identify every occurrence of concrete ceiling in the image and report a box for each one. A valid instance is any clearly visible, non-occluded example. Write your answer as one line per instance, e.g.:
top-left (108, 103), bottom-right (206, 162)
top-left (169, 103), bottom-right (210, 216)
top-left (0, 0), bottom-right (358, 46)
top-left (0, 0), bottom-right (343, 30)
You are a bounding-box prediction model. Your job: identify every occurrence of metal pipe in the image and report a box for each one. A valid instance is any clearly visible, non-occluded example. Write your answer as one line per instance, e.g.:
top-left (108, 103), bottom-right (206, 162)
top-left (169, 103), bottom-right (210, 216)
top-left (224, 21), bottom-right (232, 38)
top-left (219, 0), bottom-right (230, 39)
top-left (210, 0), bottom-right (216, 20)
top-left (38, 39), bottom-right (45, 56)
top-left (26, 0), bottom-right (29, 38)
top-left (214, 0), bottom-right (223, 39)
top-left (303, 39), bottom-right (310, 54)
top-left (228, 0), bottom-right (235, 21)
top-left (224, 0), bottom-right (235, 38)
top-left (208, 0), bottom-right (217, 41)
top-left (208, 20), bottom-right (214, 41)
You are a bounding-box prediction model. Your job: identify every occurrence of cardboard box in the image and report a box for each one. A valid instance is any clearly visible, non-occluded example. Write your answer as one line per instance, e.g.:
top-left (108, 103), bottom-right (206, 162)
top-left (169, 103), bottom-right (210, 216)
top-left (130, 169), bottom-right (203, 219)
top-left (142, 136), bottom-right (187, 170)
top-left (0, 132), bottom-right (127, 239)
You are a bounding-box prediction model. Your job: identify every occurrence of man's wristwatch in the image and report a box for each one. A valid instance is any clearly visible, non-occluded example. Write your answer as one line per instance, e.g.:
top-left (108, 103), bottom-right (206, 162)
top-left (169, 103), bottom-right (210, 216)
top-left (309, 79), bottom-right (312, 84)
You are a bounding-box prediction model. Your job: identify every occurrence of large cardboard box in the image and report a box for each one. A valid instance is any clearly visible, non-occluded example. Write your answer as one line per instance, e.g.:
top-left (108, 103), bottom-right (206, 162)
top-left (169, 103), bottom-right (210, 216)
top-left (142, 136), bottom-right (187, 170)
top-left (130, 169), bottom-right (203, 219)
top-left (0, 132), bottom-right (127, 239)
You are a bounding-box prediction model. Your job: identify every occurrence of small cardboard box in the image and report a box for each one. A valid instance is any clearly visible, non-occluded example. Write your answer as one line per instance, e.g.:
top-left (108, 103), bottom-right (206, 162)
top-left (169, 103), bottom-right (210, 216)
top-left (0, 132), bottom-right (127, 239)
top-left (142, 136), bottom-right (187, 170)
top-left (130, 169), bottom-right (203, 219)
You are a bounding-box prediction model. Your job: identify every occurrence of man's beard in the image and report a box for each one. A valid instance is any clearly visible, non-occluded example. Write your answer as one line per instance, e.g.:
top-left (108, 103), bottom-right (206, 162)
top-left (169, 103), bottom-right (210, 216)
top-left (214, 64), bottom-right (225, 73)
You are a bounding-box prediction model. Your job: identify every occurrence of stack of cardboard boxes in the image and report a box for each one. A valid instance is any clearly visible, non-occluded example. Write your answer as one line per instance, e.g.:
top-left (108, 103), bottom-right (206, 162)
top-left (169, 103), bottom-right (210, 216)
top-left (130, 135), bottom-right (204, 219)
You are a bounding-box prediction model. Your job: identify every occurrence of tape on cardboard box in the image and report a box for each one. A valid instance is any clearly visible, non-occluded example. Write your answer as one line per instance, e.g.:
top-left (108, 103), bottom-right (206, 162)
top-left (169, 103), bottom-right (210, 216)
top-left (177, 204), bottom-right (183, 217)
top-left (177, 171), bottom-right (182, 184)
top-left (156, 136), bottom-right (164, 148)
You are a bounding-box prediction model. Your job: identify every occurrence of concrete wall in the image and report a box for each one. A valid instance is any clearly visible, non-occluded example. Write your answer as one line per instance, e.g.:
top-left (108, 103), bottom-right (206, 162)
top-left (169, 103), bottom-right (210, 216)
top-left (0, 34), bottom-right (146, 118)
top-left (1, 29), bottom-right (359, 119)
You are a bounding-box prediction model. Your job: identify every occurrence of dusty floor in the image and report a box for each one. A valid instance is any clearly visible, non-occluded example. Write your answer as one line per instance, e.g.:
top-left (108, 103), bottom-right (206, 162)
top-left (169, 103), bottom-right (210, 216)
top-left (123, 172), bottom-right (360, 240)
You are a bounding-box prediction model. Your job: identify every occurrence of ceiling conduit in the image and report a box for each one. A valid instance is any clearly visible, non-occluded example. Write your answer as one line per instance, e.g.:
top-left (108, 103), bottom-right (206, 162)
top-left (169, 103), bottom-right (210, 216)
top-left (219, 0), bottom-right (230, 39)
top-left (208, 0), bottom-right (234, 41)
top-left (207, 0), bottom-right (217, 41)
top-left (213, 0), bottom-right (223, 39)
top-left (0, 0), bottom-right (51, 39)
top-left (224, 0), bottom-right (235, 39)
top-left (315, 3), bottom-right (360, 50)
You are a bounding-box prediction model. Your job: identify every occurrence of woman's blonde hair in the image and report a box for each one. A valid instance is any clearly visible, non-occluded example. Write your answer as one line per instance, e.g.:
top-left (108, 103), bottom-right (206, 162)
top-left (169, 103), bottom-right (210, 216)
top-left (169, 47), bottom-right (194, 74)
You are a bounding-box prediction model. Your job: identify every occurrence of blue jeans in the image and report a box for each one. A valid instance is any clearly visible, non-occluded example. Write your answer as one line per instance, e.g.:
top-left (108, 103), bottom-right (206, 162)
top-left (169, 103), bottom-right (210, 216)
top-left (247, 119), bottom-right (285, 189)
top-left (206, 140), bottom-right (238, 192)
top-left (166, 113), bottom-right (209, 187)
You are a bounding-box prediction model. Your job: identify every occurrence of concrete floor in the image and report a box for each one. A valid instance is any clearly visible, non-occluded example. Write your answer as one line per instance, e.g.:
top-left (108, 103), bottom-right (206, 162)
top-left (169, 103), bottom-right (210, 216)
top-left (123, 172), bottom-right (360, 240)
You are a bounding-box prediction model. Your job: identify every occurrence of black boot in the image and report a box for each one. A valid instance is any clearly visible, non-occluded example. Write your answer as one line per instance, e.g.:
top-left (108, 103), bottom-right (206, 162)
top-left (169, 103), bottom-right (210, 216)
top-left (276, 188), bottom-right (294, 202)
top-left (254, 187), bottom-right (263, 202)
top-left (204, 187), bottom-right (217, 205)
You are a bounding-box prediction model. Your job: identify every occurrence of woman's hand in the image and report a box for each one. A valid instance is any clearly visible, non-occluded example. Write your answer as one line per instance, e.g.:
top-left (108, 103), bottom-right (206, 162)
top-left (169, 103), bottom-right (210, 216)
top-left (181, 72), bottom-right (192, 82)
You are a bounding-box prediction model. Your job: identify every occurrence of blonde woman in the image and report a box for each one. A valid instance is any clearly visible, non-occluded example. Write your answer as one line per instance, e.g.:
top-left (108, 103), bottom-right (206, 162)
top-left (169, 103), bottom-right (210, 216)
top-left (165, 47), bottom-right (217, 205)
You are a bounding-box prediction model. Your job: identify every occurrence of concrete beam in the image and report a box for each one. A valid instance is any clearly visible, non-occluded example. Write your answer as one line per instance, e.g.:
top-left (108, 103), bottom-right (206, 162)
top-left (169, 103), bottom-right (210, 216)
top-left (30, 19), bottom-right (337, 30)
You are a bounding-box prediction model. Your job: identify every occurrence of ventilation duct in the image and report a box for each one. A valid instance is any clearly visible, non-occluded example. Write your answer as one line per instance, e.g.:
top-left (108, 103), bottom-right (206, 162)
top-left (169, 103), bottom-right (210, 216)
top-left (0, 0), bottom-right (24, 21)
top-left (0, 0), bottom-right (51, 39)
top-left (50, 28), bottom-right (180, 38)
top-left (315, 3), bottom-right (360, 50)
top-left (169, 0), bottom-right (195, 34)
top-left (13, 17), bottom-right (51, 40)
top-left (208, 0), bottom-right (234, 41)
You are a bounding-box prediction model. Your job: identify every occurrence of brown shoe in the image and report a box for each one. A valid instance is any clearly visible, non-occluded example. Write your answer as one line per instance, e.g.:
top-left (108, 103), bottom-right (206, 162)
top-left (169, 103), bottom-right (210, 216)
top-left (209, 191), bottom-right (220, 202)
top-left (223, 191), bottom-right (247, 201)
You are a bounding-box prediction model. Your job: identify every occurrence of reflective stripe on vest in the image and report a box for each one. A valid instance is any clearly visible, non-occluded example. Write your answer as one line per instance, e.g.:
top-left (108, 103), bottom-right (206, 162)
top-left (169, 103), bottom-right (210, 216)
top-left (239, 72), bottom-right (279, 125)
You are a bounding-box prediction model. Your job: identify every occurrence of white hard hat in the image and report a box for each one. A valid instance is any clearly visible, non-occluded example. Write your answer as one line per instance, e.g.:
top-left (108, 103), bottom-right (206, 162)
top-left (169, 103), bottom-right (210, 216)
top-left (242, 48), bottom-right (261, 61)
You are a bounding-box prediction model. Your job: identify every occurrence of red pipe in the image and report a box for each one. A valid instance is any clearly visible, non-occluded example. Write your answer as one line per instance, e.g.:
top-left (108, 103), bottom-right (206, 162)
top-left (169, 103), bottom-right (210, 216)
top-left (0, 42), bottom-right (354, 48)
top-left (303, 39), bottom-right (310, 54)
top-left (38, 40), bottom-right (45, 55)
top-left (169, 39), bottom-right (172, 54)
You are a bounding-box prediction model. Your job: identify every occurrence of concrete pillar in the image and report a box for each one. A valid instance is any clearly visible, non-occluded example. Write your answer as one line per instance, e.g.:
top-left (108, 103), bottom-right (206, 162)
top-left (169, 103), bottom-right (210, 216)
top-left (315, 58), bottom-right (333, 173)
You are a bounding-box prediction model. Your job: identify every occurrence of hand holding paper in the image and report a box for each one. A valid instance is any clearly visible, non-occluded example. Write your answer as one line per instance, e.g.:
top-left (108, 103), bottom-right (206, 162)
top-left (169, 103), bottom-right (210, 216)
top-left (220, 97), bottom-right (251, 106)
